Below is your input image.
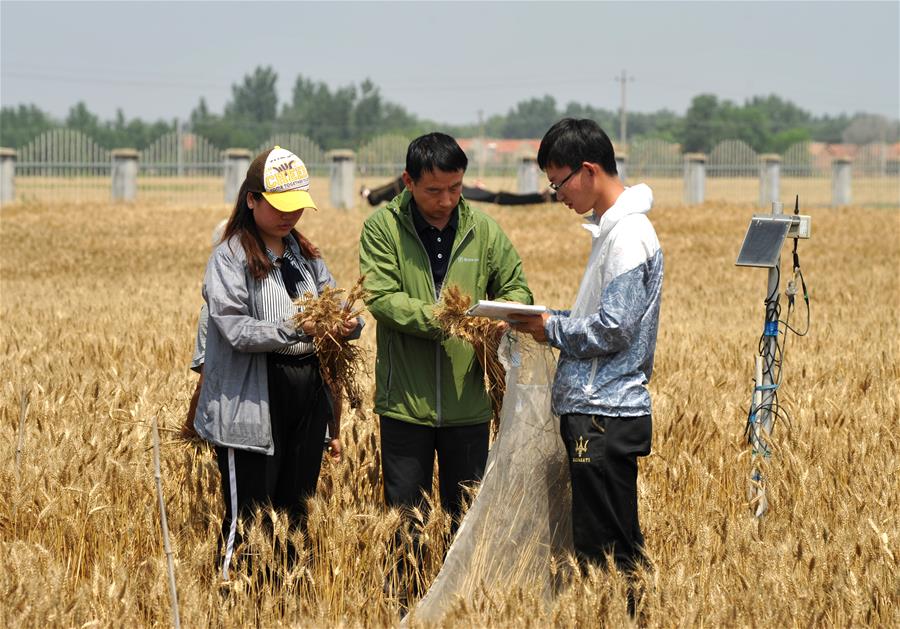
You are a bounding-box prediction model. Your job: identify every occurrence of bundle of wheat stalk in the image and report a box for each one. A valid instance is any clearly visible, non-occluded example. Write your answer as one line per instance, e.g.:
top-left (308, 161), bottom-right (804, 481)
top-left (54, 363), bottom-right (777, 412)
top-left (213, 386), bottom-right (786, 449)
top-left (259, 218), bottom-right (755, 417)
top-left (433, 285), bottom-right (507, 432)
top-left (292, 277), bottom-right (368, 412)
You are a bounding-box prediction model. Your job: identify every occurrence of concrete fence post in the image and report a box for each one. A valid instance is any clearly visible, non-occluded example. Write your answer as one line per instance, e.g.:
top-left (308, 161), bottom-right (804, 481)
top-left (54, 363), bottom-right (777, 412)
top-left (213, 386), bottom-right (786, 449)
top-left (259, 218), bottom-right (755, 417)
top-left (0, 148), bottom-right (16, 205)
top-left (517, 154), bottom-right (539, 194)
top-left (832, 158), bottom-right (852, 206)
top-left (759, 154), bottom-right (781, 208)
top-left (329, 149), bottom-right (355, 209)
top-left (224, 148), bottom-right (251, 203)
top-left (683, 153), bottom-right (707, 205)
top-left (615, 153), bottom-right (628, 185)
top-left (111, 149), bottom-right (139, 202)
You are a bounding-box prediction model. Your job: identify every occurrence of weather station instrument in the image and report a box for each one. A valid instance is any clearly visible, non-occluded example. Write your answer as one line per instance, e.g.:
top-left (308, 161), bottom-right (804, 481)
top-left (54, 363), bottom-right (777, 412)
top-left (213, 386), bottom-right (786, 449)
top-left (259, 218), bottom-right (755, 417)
top-left (736, 197), bottom-right (811, 518)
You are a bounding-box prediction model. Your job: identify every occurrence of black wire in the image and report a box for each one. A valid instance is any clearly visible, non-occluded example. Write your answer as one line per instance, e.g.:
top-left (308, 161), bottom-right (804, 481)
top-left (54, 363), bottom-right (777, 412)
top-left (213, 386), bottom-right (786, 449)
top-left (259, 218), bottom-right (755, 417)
top-left (747, 199), bottom-right (809, 451)
top-left (749, 279), bottom-right (784, 446)
top-left (781, 267), bottom-right (811, 336)
top-left (744, 400), bottom-right (793, 443)
top-left (777, 242), bottom-right (811, 405)
top-left (764, 264), bottom-right (781, 303)
top-left (758, 298), bottom-right (782, 383)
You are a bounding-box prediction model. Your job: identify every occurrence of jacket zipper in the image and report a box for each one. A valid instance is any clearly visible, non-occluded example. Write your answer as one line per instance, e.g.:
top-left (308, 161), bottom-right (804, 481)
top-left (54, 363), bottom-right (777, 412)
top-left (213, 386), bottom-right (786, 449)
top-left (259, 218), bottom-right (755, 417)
top-left (402, 220), bottom-right (441, 424)
top-left (435, 223), bottom-right (475, 426)
top-left (401, 211), bottom-right (475, 427)
top-left (582, 219), bottom-right (625, 397)
top-left (385, 334), bottom-right (393, 402)
top-left (585, 357), bottom-right (599, 396)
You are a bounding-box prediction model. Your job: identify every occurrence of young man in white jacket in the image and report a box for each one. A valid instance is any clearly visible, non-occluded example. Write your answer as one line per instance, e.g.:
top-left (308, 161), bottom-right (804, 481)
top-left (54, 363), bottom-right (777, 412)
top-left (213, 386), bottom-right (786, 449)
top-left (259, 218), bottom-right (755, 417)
top-left (510, 118), bottom-right (663, 617)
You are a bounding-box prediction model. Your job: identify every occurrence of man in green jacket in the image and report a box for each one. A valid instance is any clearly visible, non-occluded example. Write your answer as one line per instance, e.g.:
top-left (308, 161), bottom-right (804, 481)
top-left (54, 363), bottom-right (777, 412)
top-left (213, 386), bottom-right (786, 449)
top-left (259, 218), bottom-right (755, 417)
top-left (359, 132), bottom-right (533, 526)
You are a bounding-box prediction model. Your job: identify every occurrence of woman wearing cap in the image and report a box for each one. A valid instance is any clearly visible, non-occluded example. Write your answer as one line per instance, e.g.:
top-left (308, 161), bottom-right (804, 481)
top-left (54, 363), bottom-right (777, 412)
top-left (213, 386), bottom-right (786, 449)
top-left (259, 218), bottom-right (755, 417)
top-left (193, 146), bottom-right (361, 580)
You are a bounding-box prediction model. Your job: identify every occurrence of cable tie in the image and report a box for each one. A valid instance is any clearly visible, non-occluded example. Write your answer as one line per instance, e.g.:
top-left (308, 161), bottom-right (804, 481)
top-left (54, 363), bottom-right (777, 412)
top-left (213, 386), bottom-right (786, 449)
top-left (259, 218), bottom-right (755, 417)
top-left (755, 384), bottom-right (779, 391)
top-left (764, 321), bottom-right (779, 337)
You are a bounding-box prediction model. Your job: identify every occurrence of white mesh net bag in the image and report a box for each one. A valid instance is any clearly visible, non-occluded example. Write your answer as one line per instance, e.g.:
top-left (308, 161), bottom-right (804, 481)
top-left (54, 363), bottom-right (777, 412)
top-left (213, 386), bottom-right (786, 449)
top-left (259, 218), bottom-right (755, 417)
top-left (407, 334), bottom-right (573, 625)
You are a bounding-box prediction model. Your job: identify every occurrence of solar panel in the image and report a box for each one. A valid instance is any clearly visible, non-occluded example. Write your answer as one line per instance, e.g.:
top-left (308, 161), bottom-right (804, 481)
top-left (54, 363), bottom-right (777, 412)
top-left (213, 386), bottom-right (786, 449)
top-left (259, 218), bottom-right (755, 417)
top-left (735, 215), bottom-right (792, 268)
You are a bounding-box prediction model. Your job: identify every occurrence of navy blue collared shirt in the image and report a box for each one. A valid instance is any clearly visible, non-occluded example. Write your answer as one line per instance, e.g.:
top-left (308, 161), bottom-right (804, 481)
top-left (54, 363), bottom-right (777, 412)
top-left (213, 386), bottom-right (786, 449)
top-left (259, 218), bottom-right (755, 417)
top-left (410, 200), bottom-right (458, 294)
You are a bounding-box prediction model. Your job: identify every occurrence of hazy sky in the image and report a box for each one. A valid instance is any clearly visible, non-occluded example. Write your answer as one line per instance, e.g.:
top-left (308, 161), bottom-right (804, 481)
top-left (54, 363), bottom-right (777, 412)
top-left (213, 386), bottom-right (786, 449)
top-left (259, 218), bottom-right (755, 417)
top-left (2, 1), bottom-right (898, 126)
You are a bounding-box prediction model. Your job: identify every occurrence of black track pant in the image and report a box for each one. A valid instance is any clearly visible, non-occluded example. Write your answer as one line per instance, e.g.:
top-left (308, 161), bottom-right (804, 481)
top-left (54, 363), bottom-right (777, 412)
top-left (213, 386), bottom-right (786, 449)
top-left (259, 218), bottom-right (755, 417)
top-left (380, 416), bottom-right (489, 600)
top-left (215, 353), bottom-right (331, 580)
top-left (379, 415), bottom-right (490, 521)
top-left (560, 413), bottom-right (652, 574)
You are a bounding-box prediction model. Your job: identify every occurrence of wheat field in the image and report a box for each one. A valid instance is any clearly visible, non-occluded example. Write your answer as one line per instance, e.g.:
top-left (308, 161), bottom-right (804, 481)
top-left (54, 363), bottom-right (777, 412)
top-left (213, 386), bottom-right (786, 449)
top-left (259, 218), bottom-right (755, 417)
top-left (10, 174), bottom-right (900, 209)
top-left (1, 193), bottom-right (898, 627)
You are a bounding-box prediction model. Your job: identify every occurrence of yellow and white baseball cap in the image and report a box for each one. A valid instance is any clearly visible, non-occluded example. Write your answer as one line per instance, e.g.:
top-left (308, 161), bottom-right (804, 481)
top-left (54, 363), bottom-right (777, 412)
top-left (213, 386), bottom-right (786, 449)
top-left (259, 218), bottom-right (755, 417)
top-left (257, 146), bottom-right (318, 212)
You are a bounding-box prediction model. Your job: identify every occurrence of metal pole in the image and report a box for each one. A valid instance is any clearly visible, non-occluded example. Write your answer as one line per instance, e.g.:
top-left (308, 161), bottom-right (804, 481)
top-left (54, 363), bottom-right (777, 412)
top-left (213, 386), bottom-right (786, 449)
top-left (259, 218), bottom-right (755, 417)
top-left (748, 356), bottom-right (767, 516)
top-left (761, 201), bottom-right (783, 436)
top-left (750, 200), bottom-right (783, 517)
top-left (620, 70), bottom-right (626, 147)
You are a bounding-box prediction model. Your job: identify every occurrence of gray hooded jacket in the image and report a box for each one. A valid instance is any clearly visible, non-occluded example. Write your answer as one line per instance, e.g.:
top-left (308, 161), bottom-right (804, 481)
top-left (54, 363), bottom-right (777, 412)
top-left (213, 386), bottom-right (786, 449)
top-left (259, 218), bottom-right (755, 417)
top-left (193, 235), bottom-right (342, 454)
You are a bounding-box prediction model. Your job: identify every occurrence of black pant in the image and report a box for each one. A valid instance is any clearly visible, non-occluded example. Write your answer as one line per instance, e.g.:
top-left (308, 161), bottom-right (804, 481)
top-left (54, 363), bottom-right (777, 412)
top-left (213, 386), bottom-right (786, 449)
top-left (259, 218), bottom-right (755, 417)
top-left (560, 413), bottom-right (652, 574)
top-left (380, 416), bottom-right (489, 602)
top-left (215, 353), bottom-right (331, 579)
top-left (380, 416), bottom-right (489, 521)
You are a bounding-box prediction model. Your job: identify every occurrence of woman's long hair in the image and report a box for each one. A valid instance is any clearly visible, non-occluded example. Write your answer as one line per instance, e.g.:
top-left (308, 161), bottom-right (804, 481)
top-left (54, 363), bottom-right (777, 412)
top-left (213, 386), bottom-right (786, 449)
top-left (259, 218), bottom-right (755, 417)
top-left (220, 150), bottom-right (320, 281)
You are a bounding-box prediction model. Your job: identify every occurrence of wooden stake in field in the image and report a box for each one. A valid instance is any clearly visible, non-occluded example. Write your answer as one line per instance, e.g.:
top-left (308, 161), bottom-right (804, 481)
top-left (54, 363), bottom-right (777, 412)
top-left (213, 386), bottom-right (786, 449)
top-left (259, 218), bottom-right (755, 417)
top-left (152, 413), bottom-right (181, 629)
top-left (15, 388), bottom-right (29, 482)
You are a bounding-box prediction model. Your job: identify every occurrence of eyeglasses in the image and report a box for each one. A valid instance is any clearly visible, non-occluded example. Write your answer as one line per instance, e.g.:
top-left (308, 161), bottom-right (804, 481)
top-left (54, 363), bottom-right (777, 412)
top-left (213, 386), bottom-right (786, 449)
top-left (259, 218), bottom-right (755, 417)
top-left (549, 165), bottom-right (582, 192)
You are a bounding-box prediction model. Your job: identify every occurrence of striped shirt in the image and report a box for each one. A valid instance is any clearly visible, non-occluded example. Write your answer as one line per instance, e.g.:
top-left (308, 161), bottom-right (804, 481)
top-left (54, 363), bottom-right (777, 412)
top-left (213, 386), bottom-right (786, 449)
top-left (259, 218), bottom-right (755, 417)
top-left (258, 245), bottom-right (317, 356)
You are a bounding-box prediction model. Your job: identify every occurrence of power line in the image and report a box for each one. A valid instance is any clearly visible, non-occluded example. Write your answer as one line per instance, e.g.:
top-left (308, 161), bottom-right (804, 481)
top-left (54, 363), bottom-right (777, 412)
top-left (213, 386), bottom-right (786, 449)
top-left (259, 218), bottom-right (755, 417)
top-left (2, 68), bottom-right (616, 96)
top-left (1, 71), bottom-right (231, 91)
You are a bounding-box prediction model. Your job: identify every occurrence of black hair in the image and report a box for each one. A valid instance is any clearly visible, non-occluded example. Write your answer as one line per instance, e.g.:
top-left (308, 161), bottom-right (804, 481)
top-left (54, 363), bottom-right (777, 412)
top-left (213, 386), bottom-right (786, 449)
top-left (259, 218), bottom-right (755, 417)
top-left (537, 118), bottom-right (618, 176)
top-left (405, 132), bottom-right (468, 181)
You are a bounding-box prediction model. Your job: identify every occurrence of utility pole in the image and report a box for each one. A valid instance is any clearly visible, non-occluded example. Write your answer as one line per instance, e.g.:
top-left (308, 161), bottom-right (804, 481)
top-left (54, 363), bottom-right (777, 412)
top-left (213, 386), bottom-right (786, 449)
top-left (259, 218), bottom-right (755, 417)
top-left (477, 109), bottom-right (485, 181)
top-left (614, 70), bottom-right (634, 148)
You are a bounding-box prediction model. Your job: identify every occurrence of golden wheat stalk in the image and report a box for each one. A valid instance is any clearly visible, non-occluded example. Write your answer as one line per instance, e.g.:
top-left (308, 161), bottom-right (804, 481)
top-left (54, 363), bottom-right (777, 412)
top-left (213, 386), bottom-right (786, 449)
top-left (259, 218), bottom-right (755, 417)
top-left (292, 277), bottom-right (369, 415)
top-left (433, 285), bottom-right (507, 433)
top-left (6, 199), bottom-right (898, 627)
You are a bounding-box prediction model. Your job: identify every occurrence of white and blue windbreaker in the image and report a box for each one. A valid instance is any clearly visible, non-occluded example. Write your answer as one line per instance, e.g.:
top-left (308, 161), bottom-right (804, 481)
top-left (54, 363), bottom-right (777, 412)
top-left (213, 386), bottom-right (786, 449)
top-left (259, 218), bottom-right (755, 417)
top-left (544, 183), bottom-right (663, 417)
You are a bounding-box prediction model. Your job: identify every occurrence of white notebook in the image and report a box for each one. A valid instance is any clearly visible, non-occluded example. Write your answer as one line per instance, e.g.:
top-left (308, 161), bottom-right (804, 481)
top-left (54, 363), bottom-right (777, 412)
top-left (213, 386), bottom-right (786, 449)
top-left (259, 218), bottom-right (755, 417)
top-left (466, 300), bottom-right (548, 321)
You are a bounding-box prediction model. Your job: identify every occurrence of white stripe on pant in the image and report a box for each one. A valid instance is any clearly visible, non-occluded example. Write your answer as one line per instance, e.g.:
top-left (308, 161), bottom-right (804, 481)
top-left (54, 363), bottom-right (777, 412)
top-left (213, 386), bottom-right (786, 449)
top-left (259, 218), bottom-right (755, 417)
top-left (221, 448), bottom-right (239, 580)
top-left (214, 354), bottom-right (331, 579)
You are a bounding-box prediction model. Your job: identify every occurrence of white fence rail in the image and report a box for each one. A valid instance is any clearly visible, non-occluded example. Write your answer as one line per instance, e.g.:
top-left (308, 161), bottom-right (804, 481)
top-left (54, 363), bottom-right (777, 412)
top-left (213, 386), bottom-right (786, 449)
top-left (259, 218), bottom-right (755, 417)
top-left (1, 131), bottom-right (898, 208)
top-left (357, 134), bottom-right (410, 179)
top-left (256, 134), bottom-right (328, 176)
top-left (138, 131), bottom-right (222, 204)
top-left (16, 129), bottom-right (111, 203)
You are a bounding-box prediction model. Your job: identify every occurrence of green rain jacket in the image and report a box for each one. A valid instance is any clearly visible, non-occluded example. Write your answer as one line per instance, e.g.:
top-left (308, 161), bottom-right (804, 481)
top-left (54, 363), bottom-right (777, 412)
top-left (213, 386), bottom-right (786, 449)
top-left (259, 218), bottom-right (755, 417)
top-left (359, 189), bottom-right (533, 427)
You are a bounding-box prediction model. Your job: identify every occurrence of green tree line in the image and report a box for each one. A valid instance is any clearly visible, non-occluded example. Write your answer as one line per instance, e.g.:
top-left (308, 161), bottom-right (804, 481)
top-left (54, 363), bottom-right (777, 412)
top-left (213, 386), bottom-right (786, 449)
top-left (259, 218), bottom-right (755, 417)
top-left (2, 66), bottom-right (897, 153)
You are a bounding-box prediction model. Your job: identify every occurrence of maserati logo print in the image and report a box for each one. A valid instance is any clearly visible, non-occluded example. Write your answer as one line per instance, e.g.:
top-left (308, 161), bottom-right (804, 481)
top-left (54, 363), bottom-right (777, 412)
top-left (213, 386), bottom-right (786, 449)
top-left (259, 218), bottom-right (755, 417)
top-left (575, 435), bottom-right (588, 457)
